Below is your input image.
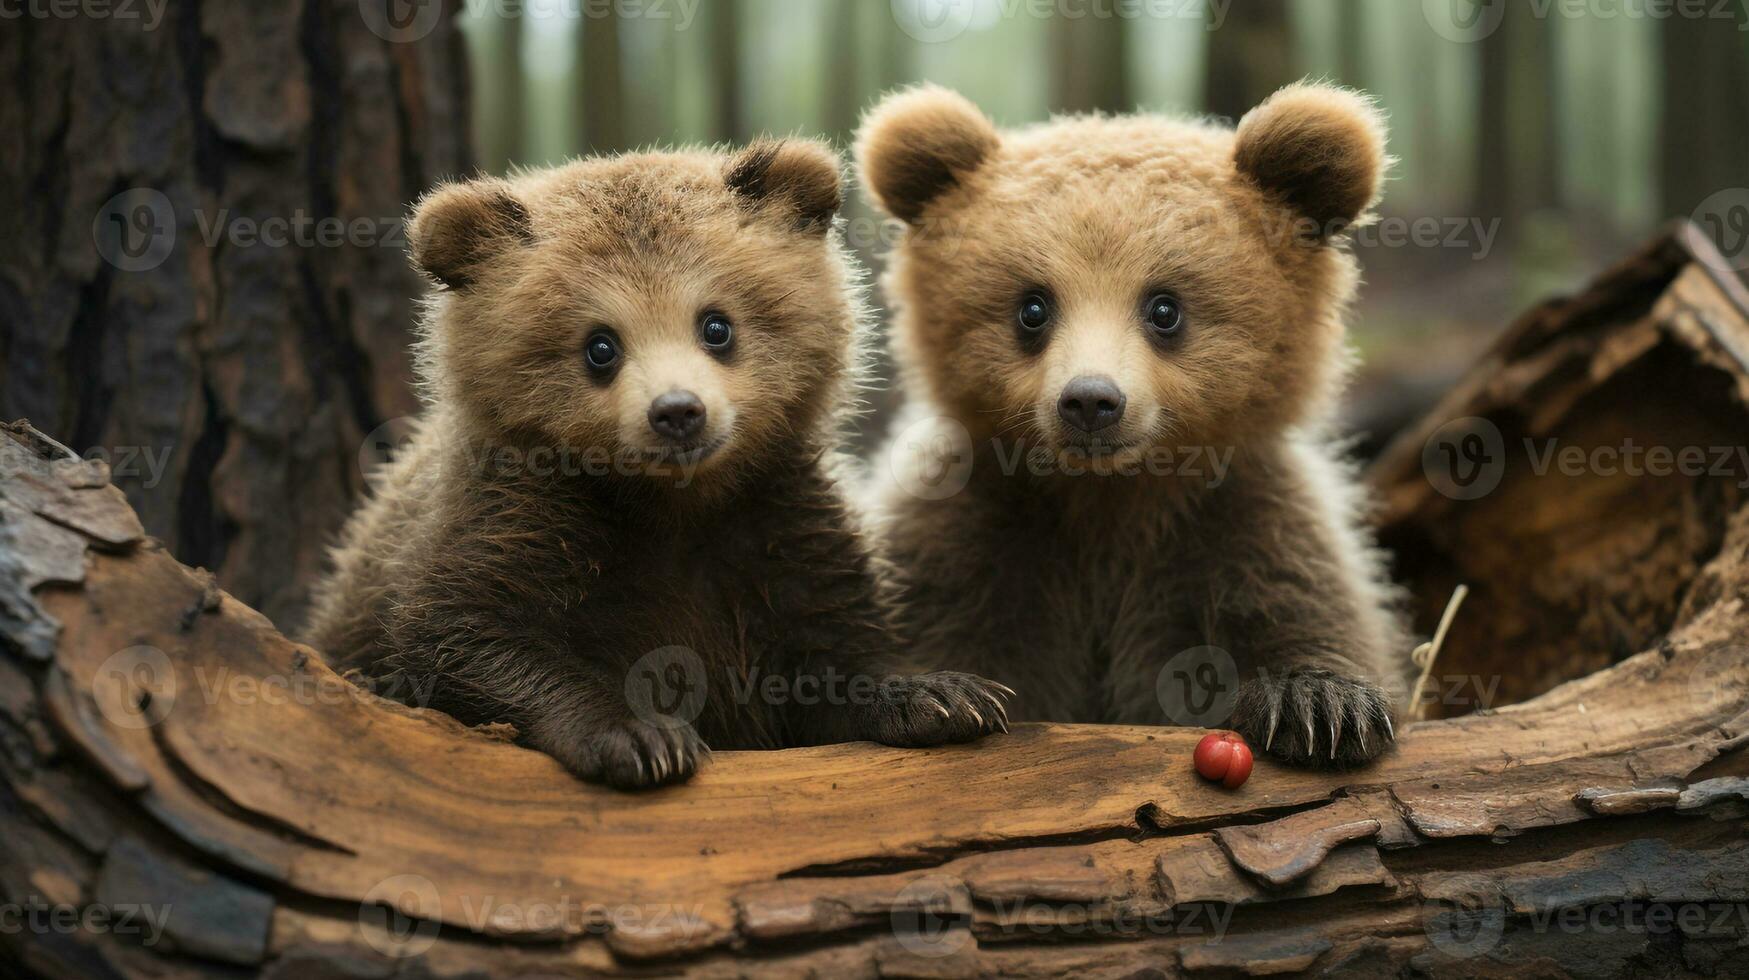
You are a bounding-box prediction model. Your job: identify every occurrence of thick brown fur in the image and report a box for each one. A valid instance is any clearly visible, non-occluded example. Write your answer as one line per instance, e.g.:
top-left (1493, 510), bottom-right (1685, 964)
top-left (855, 83), bottom-right (1412, 768)
top-left (304, 141), bottom-right (1009, 789)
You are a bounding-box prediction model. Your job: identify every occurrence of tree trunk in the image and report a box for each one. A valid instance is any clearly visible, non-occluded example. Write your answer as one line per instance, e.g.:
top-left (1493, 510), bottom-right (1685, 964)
top-left (1332, 0), bottom-right (1366, 89)
top-left (621, 18), bottom-right (679, 152)
top-left (471, 9), bottom-right (525, 174)
top-left (578, 6), bottom-right (624, 154)
top-left (706, 0), bottom-right (744, 145)
top-left (3, 226), bottom-right (1746, 977)
top-left (1049, 11), bottom-right (1129, 115)
top-left (1474, 2), bottom-right (1560, 240)
top-left (1202, 0), bottom-right (1291, 122)
top-left (822, 0), bottom-right (861, 147)
top-left (0, 0), bottom-right (470, 631)
top-left (1658, 4), bottom-right (1749, 219)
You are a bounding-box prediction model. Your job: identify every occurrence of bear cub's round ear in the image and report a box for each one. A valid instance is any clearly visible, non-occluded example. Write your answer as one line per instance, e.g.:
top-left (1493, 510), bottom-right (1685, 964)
top-left (406, 178), bottom-right (534, 289)
top-left (1234, 82), bottom-right (1388, 241)
top-left (855, 84), bottom-right (999, 225)
top-left (724, 139), bottom-right (843, 234)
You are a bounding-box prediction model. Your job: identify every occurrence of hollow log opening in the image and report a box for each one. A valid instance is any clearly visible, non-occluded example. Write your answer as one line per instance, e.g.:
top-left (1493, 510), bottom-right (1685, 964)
top-left (1373, 226), bottom-right (1749, 717)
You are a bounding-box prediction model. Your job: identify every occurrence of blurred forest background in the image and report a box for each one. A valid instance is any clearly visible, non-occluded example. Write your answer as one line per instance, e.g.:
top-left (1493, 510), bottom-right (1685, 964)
top-left (460, 0), bottom-right (1749, 448)
top-left (5, 0), bottom-right (1747, 627)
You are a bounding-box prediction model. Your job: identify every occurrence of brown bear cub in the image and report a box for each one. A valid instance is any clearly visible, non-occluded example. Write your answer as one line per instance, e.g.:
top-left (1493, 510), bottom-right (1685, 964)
top-left (856, 83), bottom-right (1412, 767)
top-left (304, 141), bottom-right (1010, 789)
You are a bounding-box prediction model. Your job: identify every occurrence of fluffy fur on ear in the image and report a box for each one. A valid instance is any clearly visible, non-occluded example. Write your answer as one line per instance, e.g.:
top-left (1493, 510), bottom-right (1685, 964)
top-left (855, 84), bottom-right (999, 224)
top-left (1234, 82), bottom-right (1388, 239)
top-left (724, 139), bottom-right (843, 233)
top-left (406, 179), bottom-right (534, 289)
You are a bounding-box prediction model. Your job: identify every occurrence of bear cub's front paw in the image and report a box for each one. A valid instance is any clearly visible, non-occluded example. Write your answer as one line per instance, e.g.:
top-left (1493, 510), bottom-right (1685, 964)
top-left (1231, 667), bottom-right (1394, 768)
top-left (853, 671), bottom-right (1013, 748)
top-left (536, 717), bottom-right (709, 790)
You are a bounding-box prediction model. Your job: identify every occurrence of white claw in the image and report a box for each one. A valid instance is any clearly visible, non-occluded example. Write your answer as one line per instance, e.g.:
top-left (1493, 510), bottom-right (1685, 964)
top-left (1327, 690), bottom-right (1345, 760)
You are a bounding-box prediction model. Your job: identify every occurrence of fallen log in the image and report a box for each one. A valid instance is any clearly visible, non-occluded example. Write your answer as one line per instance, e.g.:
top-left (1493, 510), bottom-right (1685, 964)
top-left (2, 224), bottom-right (1747, 977)
top-left (1373, 221), bottom-right (1749, 714)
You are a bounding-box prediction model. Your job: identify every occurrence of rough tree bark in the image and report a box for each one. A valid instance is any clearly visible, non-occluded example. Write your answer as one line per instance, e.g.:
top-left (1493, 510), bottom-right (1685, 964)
top-left (2, 232), bottom-right (1747, 977)
top-left (0, 0), bottom-right (470, 630)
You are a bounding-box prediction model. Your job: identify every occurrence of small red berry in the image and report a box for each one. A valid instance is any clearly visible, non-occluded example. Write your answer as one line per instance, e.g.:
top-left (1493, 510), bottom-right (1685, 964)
top-left (1193, 731), bottom-right (1254, 789)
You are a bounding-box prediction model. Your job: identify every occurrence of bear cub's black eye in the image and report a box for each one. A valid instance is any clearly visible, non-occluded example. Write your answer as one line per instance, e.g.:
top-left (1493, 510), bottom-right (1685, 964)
top-left (584, 331), bottom-right (620, 371)
top-left (1145, 293), bottom-right (1183, 338)
top-left (1017, 292), bottom-right (1053, 334)
top-left (700, 311), bottom-right (734, 351)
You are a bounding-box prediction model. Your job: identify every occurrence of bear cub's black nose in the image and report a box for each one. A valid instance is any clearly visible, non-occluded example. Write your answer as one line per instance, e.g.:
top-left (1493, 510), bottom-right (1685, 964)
top-left (649, 390), bottom-right (707, 441)
top-left (1057, 375), bottom-right (1126, 433)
